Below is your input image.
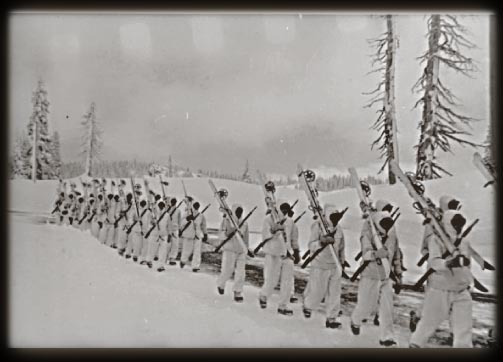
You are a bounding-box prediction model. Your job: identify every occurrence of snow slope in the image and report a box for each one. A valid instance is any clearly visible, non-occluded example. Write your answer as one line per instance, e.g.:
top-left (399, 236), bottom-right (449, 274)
top-left (8, 169), bottom-right (496, 293)
top-left (9, 213), bottom-right (412, 347)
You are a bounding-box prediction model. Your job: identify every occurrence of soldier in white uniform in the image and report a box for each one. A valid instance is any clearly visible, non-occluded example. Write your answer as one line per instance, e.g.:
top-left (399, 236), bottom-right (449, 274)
top-left (350, 211), bottom-right (402, 347)
top-left (179, 199), bottom-right (208, 272)
top-left (258, 201), bottom-right (295, 316)
top-left (152, 200), bottom-right (173, 272)
top-left (167, 198), bottom-right (182, 265)
top-left (409, 210), bottom-right (474, 348)
top-left (302, 204), bottom-right (346, 329)
top-left (216, 203), bottom-right (250, 302)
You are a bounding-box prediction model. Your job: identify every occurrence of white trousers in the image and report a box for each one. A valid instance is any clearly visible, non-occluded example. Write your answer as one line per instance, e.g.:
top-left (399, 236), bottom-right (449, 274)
top-left (351, 277), bottom-right (395, 341)
top-left (91, 220), bottom-right (100, 239)
top-left (131, 231), bottom-right (143, 259)
top-left (410, 287), bottom-right (472, 348)
top-left (303, 267), bottom-right (341, 319)
top-left (145, 233), bottom-right (160, 263)
top-left (180, 237), bottom-right (202, 269)
top-left (116, 225), bottom-right (129, 251)
top-left (98, 223), bottom-right (109, 244)
top-left (140, 232), bottom-right (149, 261)
top-left (259, 255), bottom-right (294, 309)
top-left (217, 250), bottom-right (246, 293)
top-left (167, 234), bottom-right (180, 261)
top-left (105, 224), bottom-right (116, 246)
top-left (155, 236), bottom-right (170, 268)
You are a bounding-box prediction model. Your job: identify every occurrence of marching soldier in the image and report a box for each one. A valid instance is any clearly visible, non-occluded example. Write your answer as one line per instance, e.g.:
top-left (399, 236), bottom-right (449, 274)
top-left (216, 203), bottom-right (249, 302)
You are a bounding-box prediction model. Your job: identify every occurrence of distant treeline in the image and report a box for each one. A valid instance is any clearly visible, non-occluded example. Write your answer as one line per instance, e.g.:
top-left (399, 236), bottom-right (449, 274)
top-left (56, 160), bottom-right (385, 191)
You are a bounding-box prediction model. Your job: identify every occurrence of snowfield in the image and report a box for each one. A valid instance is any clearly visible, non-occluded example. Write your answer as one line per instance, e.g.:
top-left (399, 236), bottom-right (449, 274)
top-left (7, 170), bottom-right (496, 347)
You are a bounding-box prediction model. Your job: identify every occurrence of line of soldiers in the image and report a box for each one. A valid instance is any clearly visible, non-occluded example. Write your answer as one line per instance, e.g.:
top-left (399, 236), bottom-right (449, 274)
top-left (51, 179), bottom-right (478, 348)
top-left (51, 178), bottom-right (207, 273)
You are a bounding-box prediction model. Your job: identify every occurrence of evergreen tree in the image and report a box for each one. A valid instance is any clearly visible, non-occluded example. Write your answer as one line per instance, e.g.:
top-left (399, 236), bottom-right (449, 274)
top-left (413, 15), bottom-right (480, 180)
top-left (27, 79), bottom-right (54, 180)
top-left (50, 131), bottom-right (62, 178)
top-left (12, 131), bottom-right (32, 178)
top-left (81, 102), bottom-right (102, 177)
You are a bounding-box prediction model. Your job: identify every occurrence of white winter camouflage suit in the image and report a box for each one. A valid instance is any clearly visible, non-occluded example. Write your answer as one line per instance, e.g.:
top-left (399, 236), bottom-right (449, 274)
top-left (154, 203), bottom-right (174, 270)
top-left (410, 210), bottom-right (474, 348)
top-left (216, 204), bottom-right (250, 295)
top-left (167, 205), bottom-right (182, 263)
top-left (180, 204), bottom-right (207, 269)
top-left (350, 210), bottom-right (402, 342)
top-left (303, 204), bottom-right (345, 321)
top-left (259, 207), bottom-right (295, 310)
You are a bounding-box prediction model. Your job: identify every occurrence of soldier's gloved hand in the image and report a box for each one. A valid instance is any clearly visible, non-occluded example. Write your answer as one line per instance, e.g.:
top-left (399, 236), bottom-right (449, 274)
top-left (178, 230), bottom-right (182, 237)
top-left (202, 234), bottom-right (208, 242)
top-left (422, 218), bottom-right (431, 225)
top-left (186, 215), bottom-right (194, 222)
top-left (270, 223), bottom-right (284, 233)
top-left (446, 254), bottom-right (469, 268)
top-left (293, 249), bottom-right (301, 265)
top-left (320, 235), bottom-right (335, 246)
top-left (373, 247), bottom-right (389, 259)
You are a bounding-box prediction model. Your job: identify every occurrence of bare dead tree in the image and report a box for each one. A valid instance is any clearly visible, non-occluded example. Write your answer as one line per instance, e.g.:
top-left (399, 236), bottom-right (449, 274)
top-left (364, 15), bottom-right (399, 184)
top-left (413, 15), bottom-right (481, 180)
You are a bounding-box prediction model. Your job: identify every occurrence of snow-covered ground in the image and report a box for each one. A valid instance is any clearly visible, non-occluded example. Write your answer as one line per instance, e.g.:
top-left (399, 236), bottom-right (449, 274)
top-left (9, 170), bottom-right (496, 292)
top-left (7, 171), bottom-right (496, 347)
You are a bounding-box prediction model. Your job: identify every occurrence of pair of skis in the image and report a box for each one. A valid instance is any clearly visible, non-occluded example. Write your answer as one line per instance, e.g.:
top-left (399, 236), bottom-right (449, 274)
top-left (389, 160), bottom-right (494, 293)
top-left (347, 168), bottom-right (402, 292)
top-left (208, 179), bottom-right (254, 257)
top-left (297, 167), bottom-right (350, 279)
top-left (252, 173), bottom-right (294, 259)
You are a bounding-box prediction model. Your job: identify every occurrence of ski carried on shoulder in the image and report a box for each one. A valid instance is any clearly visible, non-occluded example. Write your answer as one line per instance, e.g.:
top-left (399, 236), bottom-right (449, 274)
top-left (389, 160), bottom-right (493, 293)
top-left (473, 152), bottom-right (496, 188)
top-left (297, 167), bottom-right (349, 279)
top-left (252, 173), bottom-right (293, 259)
top-left (348, 167), bottom-right (401, 291)
top-left (208, 179), bottom-right (254, 257)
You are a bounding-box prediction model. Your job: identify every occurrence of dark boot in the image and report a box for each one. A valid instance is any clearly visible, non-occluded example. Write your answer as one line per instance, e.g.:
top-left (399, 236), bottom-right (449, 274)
top-left (157, 267), bottom-right (165, 272)
top-left (217, 287), bottom-right (224, 295)
top-left (325, 318), bottom-right (342, 329)
top-left (350, 322), bottom-right (360, 336)
top-left (373, 314), bottom-right (380, 326)
top-left (379, 339), bottom-right (397, 347)
top-left (278, 308), bottom-right (293, 316)
top-left (259, 296), bottom-right (267, 309)
top-left (302, 308), bottom-right (311, 319)
top-left (234, 291), bottom-right (243, 303)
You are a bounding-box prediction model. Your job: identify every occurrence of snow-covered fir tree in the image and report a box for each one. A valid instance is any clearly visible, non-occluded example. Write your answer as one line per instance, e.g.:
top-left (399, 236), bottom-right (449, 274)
top-left (81, 102), bottom-right (103, 177)
top-left (50, 131), bottom-right (62, 178)
top-left (413, 15), bottom-right (480, 180)
top-left (365, 15), bottom-right (399, 184)
top-left (27, 79), bottom-right (55, 180)
top-left (12, 131), bottom-right (32, 178)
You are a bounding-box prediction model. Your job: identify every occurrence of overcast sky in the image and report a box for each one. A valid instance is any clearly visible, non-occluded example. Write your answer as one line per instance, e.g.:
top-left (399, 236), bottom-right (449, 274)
top-left (8, 12), bottom-right (491, 176)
